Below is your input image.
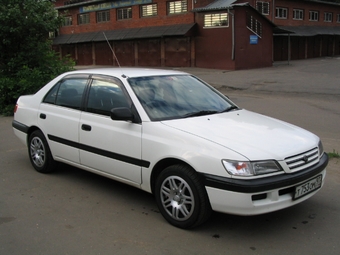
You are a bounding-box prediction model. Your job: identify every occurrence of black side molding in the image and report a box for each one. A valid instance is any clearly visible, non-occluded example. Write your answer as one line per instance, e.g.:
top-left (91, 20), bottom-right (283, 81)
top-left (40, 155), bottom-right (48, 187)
top-left (12, 120), bottom-right (29, 134)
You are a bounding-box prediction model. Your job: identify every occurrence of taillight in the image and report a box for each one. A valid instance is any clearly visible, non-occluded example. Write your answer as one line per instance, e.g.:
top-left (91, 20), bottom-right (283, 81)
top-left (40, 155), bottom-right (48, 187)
top-left (14, 104), bottom-right (18, 113)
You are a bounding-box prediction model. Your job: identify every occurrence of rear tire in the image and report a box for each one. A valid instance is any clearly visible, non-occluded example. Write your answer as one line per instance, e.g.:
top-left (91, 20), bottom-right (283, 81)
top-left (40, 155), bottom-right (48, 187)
top-left (28, 130), bottom-right (56, 173)
top-left (155, 164), bottom-right (212, 229)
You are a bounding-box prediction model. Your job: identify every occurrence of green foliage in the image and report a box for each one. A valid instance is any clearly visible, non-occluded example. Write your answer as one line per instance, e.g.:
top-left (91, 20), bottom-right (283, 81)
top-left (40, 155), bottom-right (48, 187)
top-left (328, 150), bottom-right (340, 159)
top-left (0, 0), bottom-right (74, 116)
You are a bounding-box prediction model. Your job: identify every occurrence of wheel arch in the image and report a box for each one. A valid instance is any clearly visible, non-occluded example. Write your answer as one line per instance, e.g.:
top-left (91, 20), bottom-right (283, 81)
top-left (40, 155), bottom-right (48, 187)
top-left (150, 158), bottom-right (197, 195)
top-left (26, 126), bottom-right (43, 144)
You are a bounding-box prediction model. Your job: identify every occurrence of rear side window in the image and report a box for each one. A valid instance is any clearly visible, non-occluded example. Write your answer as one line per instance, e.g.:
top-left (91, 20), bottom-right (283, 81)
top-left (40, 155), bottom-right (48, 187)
top-left (43, 79), bottom-right (88, 110)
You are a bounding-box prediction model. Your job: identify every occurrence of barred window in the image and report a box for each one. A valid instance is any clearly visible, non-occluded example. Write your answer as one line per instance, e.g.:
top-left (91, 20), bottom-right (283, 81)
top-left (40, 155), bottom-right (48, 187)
top-left (97, 10), bottom-right (110, 23)
top-left (78, 13), bottom-right (90, 25)
top-left (246, 13), bottom-right (262, 37)
top-left (117, 7), bottom-right (132, 20)
top-left (276, 7), bottom-right (288, 19)
top-left (293, 9), bottom-right (304, 20)
top-left (309, 11), bottom-right (319, 21)
top-left (204, 13), bottom-right (228, 28)
top-left (256, 1), bottom-right (269, 15)
top-left (168, 0), bottom-right (187, 14)
top-left (324, 12), bottom-right (333, 22)
top-left (141, 4), bottom-right (157, 17)
top-left (63, 16), bottom-right (72, 26)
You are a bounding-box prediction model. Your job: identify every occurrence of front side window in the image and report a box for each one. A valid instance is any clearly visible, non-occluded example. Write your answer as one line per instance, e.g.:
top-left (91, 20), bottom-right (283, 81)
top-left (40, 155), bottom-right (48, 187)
top-left (324, 12), bottom-right (333, 22)
top-left (309, 11), bottom-right (319, 21)
top-left (97, 10), bottom-right (110, 23)
top-left (86, 79), bottom-right (130, 116)
top-left (141, 4), bottom-right (157, 17)
top-left (293, 9), bottom-right (304, 20)
top-left (44, 79), bottom-right (88, 110)
top-left (78, 13), bottom-right (90, 25)
top-left (117, 7), bottom-right (132, 20)
top-left (256, 1), bottom-right (269, 15)
top-left (204, 13), bottom-right (228, 28)
top-left (276, 7), bottom-right (288, 19)
top-left (129, 75), bottom-right (234, 121)
top-left (168, 0), bottom-right (187, 15)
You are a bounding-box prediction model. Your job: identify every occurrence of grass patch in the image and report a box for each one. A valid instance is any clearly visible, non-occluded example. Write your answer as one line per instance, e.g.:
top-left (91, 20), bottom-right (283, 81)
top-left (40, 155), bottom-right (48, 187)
top-left (328, 150), bottom-right (340, 159)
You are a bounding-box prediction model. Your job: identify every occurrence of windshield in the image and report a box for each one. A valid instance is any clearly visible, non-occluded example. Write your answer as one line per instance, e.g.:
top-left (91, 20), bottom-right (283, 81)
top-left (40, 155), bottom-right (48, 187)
top-left (128, 75), bottom-right (237, 121)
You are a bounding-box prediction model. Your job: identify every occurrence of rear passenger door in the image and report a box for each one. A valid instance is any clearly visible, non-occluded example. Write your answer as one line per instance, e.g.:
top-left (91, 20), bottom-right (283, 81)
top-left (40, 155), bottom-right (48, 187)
top-left (79, 75), bottom-right (143, 185)
top-left (39, 75), bottom-right (89, 164)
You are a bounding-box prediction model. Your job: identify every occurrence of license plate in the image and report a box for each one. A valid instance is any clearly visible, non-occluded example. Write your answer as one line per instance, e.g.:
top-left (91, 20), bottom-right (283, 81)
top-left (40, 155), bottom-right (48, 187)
top-left (294, 175), bottom-right (322, 200)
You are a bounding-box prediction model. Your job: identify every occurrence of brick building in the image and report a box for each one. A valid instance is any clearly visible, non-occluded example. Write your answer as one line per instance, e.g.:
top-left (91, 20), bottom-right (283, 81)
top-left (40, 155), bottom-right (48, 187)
top-left (241, 0), bottom-right (340, 60)
top-left (52, 0), bottom-right (340, 69)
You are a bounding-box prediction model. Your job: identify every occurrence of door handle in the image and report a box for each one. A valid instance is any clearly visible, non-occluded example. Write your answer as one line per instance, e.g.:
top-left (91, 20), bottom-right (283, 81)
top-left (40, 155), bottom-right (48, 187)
top-left (81, 124), bottom-right (92, 131)
top-left (40, 113), bottom-right (46, 119)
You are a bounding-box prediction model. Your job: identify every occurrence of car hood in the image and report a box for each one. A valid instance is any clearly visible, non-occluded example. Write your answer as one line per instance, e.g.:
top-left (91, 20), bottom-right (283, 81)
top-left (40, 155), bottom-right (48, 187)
top-left (161, 109), bottom-right (319, 161)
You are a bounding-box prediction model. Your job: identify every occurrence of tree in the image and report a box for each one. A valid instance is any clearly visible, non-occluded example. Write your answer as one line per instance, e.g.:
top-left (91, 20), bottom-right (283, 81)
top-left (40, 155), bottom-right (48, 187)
top-left (0, 0), bottom-right (74, 115)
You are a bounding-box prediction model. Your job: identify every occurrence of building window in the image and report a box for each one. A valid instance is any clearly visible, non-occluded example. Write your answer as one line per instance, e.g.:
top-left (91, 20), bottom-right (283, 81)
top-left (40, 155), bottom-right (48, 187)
top-left (168, 0), bottom-right (187, 15)
top-left (141, 4), bottom-right (157, 17)
top-left (276, 7), bottom-right (288, 19)
top-left (63, 16), bottom-right (72, 26)
top-left (246, 13), bottom-right (262, 37)
top-left (293, 9), bottom-right (304, 20)
top-left (204, 13), bottom-right (228, 28)
top-left (256, 1), bottom-right (269, 15)
top-left (78, 13), bottom-right (90, 25)
top-left (309, 11), bottom-right (319, 21)
top-left (337, 14), bottom-right (340, 23)
top-left (324, 12), bottom-right (333, 22)
top-left (97, 10), bottom-right (110, 23)
top-left (117, 7), bottom-right (132, 20)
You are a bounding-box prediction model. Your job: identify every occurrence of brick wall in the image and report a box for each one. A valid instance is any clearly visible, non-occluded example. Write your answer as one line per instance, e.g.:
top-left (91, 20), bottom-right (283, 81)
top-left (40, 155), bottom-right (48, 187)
top-left (58, 0), bottom-right (196, 35)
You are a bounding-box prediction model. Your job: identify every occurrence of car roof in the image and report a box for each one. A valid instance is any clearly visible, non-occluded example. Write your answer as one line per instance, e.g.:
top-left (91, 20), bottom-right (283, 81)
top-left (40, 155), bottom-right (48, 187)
top-left (65, 67), bottom-right (188, 79)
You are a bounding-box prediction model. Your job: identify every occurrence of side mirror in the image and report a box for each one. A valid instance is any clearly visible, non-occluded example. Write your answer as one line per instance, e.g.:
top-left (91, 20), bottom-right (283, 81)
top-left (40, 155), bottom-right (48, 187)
top-left (110, 107), bottom-right (134, 122)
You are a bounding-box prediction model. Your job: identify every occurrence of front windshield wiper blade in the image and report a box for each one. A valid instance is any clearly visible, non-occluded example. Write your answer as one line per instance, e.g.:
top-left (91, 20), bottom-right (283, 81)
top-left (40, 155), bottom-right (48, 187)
top-left (220, 106), bottom-right (239, 113)
top-left (183, 110), bottom-right (219, 118)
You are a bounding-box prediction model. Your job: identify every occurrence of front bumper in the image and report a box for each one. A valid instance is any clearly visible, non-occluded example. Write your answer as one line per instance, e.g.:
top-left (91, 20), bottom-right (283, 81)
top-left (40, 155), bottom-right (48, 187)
top-left (202, 153), bottom-right (328, 215)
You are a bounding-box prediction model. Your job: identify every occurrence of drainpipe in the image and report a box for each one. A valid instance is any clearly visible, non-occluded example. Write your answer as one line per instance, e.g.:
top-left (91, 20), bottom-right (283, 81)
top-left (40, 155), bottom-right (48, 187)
top-left (272, 0), bottom-right (275, 22)
top-left (228, 8), bottom-right (235, 60)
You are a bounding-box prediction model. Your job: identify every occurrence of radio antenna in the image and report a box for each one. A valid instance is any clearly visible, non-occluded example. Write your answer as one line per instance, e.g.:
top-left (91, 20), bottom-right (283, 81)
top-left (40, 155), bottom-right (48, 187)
top-left (103, 32), bottom-right (122, 70)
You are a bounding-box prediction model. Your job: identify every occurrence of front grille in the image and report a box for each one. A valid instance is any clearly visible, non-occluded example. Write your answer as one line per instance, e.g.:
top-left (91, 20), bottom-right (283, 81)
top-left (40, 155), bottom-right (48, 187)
top-left (285, 147), bottom-right (319, 172)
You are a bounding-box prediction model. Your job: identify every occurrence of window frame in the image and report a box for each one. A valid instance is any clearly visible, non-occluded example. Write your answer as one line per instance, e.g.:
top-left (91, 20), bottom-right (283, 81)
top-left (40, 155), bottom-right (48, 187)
top-left (97, 10), bottom-right (110, 23)
top-left (276, 7), bottom-right (288, 19)
top-left (78, 13), bottom-right (90, 25)
top-left (309, 11), bottom-right (319, 21)
top-left (324, 12), bottom-right (333, 22)
top-left (246, 13), bottom-right (263, 38)
top-left (337, 14), bottom-right (340, 23)
top-left (141, 4), bottom-right (158, 18)
top-left (204, 13), bottom-right (229, 28)
top-left (256, 1), bottom-right (270, 15)
top-left (117, 7), bottom-right (132, 20)
top-left (167, 0), bottom-right (188, 15)
top-left (63, 16), bottom-right (73, 26)
top-left (293, 9), bottom-right (304, 20)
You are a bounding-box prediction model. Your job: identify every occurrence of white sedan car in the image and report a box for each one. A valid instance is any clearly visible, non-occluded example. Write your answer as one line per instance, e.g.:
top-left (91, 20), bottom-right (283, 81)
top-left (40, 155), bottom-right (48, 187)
top-left (12, 68), bottom-right (328, 228)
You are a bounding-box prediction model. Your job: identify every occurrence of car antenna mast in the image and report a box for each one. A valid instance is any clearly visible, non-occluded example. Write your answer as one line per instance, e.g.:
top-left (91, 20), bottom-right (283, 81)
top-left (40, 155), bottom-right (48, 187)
top-left (103, 32), bottom-right (126, 78)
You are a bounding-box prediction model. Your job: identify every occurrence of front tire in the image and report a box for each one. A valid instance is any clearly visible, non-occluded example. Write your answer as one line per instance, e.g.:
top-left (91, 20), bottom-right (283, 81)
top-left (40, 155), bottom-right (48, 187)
top-left (155, 164), bottom-right (212, 229)
top-left (28, 130), bottom-right (56, 173)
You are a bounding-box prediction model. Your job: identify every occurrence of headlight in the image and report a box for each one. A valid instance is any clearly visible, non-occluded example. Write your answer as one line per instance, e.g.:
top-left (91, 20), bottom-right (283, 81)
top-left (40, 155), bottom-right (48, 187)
top-left (222, 160), bottom-right (282, 177)
top-left (318, 140), bottom-right (324, 157)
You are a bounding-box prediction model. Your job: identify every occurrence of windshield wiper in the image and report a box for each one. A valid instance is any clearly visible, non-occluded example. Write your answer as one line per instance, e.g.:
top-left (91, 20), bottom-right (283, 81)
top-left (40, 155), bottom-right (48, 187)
top-left (220, 106), bottom-right (239, 113)
top-left (183, 110), bottom-right (219, 118)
